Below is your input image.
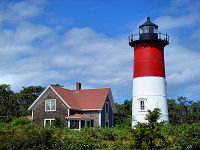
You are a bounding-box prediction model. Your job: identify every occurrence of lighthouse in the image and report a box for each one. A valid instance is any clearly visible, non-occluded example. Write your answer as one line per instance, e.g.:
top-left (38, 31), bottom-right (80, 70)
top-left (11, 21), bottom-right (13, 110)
top-left (129, 17), bottom-right (169, 127)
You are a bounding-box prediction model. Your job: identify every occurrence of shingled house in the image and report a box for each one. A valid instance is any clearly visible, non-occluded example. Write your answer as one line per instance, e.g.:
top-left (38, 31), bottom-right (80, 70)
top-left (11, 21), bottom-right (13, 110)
top-left (28, 83), bottom-right (116, 130)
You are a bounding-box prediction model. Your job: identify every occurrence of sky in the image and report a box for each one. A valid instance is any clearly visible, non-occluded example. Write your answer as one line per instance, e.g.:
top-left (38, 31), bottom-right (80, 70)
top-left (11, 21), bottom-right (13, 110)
top-left (0, 0), bottom-right (200, 103)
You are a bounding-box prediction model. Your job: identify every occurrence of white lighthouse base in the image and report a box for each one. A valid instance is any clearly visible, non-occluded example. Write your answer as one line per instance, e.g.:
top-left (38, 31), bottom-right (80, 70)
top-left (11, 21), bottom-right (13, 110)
top-left (132, 77), bottom-right (169, 127)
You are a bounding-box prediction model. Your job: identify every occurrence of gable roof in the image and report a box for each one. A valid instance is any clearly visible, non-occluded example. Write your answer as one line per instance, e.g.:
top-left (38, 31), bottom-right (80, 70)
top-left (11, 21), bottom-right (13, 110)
top-left (51, 85), bottom-right (109, 110)
top-left (28, 85), bottom-right (115, 112)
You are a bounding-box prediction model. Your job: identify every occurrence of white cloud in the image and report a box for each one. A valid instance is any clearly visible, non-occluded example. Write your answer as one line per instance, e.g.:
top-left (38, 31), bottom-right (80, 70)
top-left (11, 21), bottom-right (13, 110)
top-left (0, 0), bottom-right (200, 102)
top-left (154, 14), bottom-right (200, 30)
top-left (0, 1), bottom-right (43, 24)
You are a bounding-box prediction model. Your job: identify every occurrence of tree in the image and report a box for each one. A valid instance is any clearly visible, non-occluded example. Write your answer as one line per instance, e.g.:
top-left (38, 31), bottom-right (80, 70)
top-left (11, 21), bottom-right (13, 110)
top-left (18, 86), bottom-right (45, 115)
top-left (168, 97), bottom-right (200, 124)
top-left (132, 108), bottom-right (167, 150)
top-left (0, 84), bottom-right (21, 121)
top-left (114, 99), bottom-right (132, 126)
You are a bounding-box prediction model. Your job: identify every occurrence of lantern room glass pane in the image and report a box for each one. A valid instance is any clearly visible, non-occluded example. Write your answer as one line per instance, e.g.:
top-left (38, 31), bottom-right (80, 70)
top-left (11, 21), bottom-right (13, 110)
top-left (140, 26), bottom-right (157, 34)
top-left (141, 26), bottom-right (149, 33)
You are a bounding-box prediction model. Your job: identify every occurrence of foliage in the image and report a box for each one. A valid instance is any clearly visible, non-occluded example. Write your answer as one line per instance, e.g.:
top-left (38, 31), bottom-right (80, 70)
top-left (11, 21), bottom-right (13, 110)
top-left (0, 119), bottom-right (200, 149)
top-left (131, 108), bottom-right (168, 150)
top-left (0, 84), bottom-right (45, 121)
top-left (52, 116), bottom-right (65, 128)
top-left (114, 97), bottom-right (200, 126)
top-left (161, 122), bottom-right (200, 150)
top-left (168, 97), bottom-right (200, 124)
top-left (0, 84), bottom-right (200, 149)
top-left (114, 99), bottom-right (132, 127)
top-left (18, 86), bottom-right (45, 116)
top-left (0, 84), bottom-right (20, 122)
top-left (9, 116), bottom-right (32, 129)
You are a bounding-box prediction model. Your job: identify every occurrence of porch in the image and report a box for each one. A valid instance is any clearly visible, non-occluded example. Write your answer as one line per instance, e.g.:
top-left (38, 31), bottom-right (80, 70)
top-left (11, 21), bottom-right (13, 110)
top-left (66, 114), bottom-right (93, 130)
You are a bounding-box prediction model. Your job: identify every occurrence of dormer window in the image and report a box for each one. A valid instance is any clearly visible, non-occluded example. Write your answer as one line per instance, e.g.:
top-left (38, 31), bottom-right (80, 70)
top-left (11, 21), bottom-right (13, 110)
top-left (45, 99), bottom-right (56, 111)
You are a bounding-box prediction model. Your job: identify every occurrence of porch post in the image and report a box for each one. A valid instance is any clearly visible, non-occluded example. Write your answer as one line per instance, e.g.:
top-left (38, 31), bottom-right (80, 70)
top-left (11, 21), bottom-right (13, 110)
top-left (68, 120), bottom-right (70, 128)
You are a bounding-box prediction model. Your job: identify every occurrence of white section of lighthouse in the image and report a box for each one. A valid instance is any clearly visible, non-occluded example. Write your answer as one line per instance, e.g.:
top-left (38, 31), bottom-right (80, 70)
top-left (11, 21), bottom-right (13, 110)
top-left (128, 17), bottom-right (169, 127)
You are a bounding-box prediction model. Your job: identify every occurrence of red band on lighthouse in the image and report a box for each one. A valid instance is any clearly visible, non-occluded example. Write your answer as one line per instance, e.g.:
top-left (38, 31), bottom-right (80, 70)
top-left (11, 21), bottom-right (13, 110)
top-left (134, 42), bottom-right (165, 78)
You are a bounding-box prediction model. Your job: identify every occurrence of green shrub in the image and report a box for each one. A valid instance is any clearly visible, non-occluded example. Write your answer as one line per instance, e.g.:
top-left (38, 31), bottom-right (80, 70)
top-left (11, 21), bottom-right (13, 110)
top-left (163, 122), bottom-right (200, 150)
top-left (9, 116), bottom-right (32, 129)
top-left (1, 114), bottom-right (199, 150)
top-left (51, 116), bottom-right (65, 128)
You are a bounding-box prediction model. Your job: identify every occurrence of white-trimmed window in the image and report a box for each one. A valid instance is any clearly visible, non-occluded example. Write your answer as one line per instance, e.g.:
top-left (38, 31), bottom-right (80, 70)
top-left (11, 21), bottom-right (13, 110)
top-left (70, 120), bottom-right (79, 129)
top-left (138, 98), bottom-right (147, 111)
top-left (105, 102), bottom-right (109, 114)
top-left (45, 99), bottom-right (56, 111)
top-left (44, 119), bottom-right (55, 126)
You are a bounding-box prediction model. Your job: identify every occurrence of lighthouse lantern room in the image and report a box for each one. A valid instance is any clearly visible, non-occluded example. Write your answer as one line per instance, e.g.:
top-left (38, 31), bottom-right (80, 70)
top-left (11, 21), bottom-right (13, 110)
top-left (129, 17), bottom-right (169, 127)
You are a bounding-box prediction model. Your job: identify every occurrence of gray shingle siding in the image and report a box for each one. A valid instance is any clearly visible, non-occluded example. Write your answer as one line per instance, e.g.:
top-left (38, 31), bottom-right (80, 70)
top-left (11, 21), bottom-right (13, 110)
top-left (101, 96), bottom-right (113, 127)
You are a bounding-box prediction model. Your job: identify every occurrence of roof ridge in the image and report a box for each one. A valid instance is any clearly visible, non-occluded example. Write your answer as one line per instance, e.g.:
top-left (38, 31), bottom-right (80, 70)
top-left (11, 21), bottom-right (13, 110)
top-left (50, 85), bottom-right (70, 90)
top-left (51, 85), bottom-right (110, 91)
top-left (71, 87), bottom-right (110, 91)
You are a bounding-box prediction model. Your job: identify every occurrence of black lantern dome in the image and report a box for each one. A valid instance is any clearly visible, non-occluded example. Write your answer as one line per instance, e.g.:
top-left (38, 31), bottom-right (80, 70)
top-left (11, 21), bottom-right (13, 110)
top-left (128, 17), bottom-right (169, 47)
top-left (139, 17), bottom-right (158, 40)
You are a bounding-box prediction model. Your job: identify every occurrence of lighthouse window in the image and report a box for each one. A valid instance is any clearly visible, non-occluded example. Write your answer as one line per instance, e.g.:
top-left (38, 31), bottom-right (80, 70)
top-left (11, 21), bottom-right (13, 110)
top-left (140, 101), bottom-right (145, 110)
top-left (137, 98), bottom-right (147, 111)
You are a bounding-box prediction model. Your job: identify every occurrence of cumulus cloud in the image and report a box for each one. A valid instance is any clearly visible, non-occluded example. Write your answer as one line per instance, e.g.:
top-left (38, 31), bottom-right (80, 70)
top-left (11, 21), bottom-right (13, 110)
top-left (0, 1), bottom-right (43, 24)
top-left (154, 14), bottom-right (200, 30)
top-left (0, 0), bottom-right (200, 103)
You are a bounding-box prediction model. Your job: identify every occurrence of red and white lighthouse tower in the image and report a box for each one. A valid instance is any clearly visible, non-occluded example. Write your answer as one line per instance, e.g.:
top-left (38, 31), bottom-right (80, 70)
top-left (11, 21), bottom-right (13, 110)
top-left (129, 17), bottom-right (169, 126)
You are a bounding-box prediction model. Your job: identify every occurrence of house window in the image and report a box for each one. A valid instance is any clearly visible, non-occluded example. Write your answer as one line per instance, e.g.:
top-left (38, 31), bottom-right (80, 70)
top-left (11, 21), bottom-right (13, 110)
top-left (138, 98), bottom-right (147, 111)
top-left (105, 121), bottom-right (109, 127)
top-left (105, 102), bottom-right (109, 114)
top-left (91, 120), bottom-right (94, 127)
top-left (70, 120), bottom-right (79, 129)
top-left (87, 121), bottom-right (90, 127)
top-left (44, 119), bottom-right (55, 126)
top-left (45, 99), bottom-right (56, 111)
top-left (81, 120), bottom-right (85, 128)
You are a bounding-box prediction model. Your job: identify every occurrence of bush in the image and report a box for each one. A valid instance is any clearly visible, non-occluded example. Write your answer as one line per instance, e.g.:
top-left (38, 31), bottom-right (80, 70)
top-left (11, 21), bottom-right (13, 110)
top-left (163, 122), bottom-right (200, 150)
top-left (9, 116), bottom-right (32, 129)
top-left (51, 116), bottom-right (65, 128)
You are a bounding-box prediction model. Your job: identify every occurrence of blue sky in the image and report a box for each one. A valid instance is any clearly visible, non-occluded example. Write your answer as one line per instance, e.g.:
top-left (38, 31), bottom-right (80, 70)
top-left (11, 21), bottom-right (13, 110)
top-left (0, 0), bottom-right (200, 103)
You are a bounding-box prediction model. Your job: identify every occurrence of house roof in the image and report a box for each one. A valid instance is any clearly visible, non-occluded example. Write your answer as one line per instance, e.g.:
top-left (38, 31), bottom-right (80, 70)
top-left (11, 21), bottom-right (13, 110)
top-left (51, 85), bottom-right (110, 110)
top-left (66, 114), bottom-right (92, 119)
top-left (28, 85), bottom-right (116, 112)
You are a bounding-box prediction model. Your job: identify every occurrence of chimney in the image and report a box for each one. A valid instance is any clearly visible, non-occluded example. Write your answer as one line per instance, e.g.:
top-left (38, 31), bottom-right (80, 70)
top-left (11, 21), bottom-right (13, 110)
top-left (76, 82), bottom-right (81, 91)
